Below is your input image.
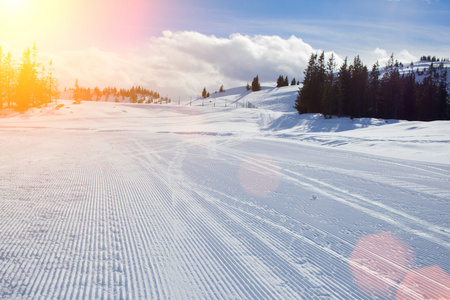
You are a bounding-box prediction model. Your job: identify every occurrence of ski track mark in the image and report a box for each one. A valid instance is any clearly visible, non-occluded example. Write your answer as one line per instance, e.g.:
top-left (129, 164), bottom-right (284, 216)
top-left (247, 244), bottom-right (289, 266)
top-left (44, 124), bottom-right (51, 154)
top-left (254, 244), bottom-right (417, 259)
top-left (211, 142), bottom-right (450, 249)
top-left (1, 123), bottom-right (449, 299)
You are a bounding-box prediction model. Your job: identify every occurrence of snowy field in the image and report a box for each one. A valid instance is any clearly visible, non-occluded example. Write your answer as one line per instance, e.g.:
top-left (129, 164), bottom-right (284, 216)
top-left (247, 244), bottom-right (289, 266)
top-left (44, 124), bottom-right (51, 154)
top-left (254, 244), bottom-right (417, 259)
top-left (0, 87), bottom-right (449, 299)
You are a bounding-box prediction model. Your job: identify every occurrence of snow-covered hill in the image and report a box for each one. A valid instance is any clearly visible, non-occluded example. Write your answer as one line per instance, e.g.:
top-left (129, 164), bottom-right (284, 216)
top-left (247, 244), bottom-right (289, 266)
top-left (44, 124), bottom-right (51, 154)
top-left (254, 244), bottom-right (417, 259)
top-left (0, 91), bottom-right (449, 298)
top-left (189, 84), bottom-right (450, 164)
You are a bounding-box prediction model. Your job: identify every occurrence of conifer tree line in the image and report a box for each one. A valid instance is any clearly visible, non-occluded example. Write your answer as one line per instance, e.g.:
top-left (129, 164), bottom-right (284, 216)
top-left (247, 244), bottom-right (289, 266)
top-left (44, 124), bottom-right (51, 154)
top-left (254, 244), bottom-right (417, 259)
top-left (276, 75), bottom-right (299, 87)
top-left (295, 52), bottom-right (449, 121)
top-left (0, 43), bottom-right (59, 112)
top-left (71, 82), bottom-right (170, 104)
top-left (420, 55), bottom-right (449, 62)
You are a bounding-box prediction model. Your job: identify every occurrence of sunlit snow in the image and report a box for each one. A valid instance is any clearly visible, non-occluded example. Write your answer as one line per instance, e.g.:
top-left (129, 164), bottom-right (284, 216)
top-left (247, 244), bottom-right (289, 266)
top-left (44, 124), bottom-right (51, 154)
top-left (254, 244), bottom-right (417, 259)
top-left (0, 86), bottom-right (449, 299)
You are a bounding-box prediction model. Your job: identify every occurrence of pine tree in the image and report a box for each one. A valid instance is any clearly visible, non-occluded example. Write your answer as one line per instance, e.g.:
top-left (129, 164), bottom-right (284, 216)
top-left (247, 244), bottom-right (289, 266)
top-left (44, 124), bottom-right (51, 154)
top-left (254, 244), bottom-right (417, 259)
top-left (16, 47), bottom-right (37, 111)
top-left (380, 54), bottom-right (401, 119)
top-left (94, 87), bottom-right (101, 101)
top-left (322, 53), bottom-right (336, 117)
top-left (47, 59), bottom-right (59, 104)
top-left (368, 61), bottom-right (381, 117)
top-left (103, 87), bottom-right (111, 102)
top-left (251, 75), bottom-right (261, 91)
top-left (296, 52), bottom-right (325, 114)
top-left (349, 55), bottom-right (368, 117)
top-left (202, 87), bottom-right (208, 98)
top-left (73, 79), bottom-right (81, 104)
top-left (438, 67), bottom-right (449, 119)
top-left (336, 57), bottom-right (350, 117)
top-left (3, 52), bottom-right (15, 108)
top-left (400, 72), bottom-right (417, 120)
top-left (276, 75), bottom-right (284, 87)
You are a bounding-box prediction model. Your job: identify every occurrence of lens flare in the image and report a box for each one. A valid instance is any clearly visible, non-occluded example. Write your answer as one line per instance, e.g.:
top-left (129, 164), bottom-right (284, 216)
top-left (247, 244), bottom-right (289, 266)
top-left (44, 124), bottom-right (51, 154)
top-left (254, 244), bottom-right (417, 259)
top-left (396, 265), bottom-right (450, 300)
top-left (349, 232), bottom-right (414, 298)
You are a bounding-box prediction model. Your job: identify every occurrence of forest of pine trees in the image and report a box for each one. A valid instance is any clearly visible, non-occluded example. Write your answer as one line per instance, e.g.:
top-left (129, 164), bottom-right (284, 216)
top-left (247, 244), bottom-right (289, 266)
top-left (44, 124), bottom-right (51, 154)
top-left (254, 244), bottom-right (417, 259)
top-left (70, 83), bottom-right (170, 104)
top-left (0, 43), bottom-right (59, 112)
top-left (295, 52), bottom-right (449, 121)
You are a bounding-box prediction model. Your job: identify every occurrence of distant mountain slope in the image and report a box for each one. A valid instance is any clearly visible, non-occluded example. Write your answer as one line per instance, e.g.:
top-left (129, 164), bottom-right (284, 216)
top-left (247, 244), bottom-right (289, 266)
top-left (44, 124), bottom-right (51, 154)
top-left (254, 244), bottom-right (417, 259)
top-left (194, 60), bottom-right (449, 111)
top-left (193, 85), bottom-right (299, 112)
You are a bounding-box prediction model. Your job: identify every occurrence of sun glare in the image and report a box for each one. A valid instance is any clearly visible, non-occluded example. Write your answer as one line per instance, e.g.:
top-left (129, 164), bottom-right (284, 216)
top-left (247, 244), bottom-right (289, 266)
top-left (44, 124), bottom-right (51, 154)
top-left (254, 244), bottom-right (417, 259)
top-left (3, 0), bottom-right (24, 10)
top-left (0, 0), bottom-right (67, 49)
top-left (0, 0), bottom-right (152, 50)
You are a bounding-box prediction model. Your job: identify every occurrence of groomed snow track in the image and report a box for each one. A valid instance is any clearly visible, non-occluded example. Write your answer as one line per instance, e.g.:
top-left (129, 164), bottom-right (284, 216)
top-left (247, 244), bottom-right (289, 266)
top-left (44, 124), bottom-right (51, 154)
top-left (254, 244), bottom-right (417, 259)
top-left (0, 102), bottom-right (449, 299)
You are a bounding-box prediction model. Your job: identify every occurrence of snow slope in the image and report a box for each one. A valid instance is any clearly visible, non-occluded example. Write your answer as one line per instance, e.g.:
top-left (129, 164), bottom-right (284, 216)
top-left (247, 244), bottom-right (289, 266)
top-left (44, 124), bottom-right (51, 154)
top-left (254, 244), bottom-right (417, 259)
top-left (195, 85), bottom-right (450, 164)
top-left (0, 91), bottom-right (449, 299)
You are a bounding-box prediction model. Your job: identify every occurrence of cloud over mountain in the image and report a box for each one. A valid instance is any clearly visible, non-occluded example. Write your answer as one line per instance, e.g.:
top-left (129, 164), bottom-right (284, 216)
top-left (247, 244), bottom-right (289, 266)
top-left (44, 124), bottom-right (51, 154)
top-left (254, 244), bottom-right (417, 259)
top-left (49, 31), bottom-right (338, 98)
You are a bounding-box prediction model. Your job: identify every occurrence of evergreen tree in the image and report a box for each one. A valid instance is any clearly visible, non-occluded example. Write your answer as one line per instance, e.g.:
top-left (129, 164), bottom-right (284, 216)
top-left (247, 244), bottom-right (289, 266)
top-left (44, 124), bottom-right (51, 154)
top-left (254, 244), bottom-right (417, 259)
top-left (295, 53), bottom-right (316, 114)
top-left (251, 75), bottom-right (261, 91)
top-left (16, 47), bottom-right (37, 111)
top-left (94, 87), bottom-right (102, 101)
top-left (202, 87), bottom-right (208, 98)
top-left (368, 61), bottom-right (381, 117)
top-left (47, 59), bottom-right (59, 104)
top-left (336, 57), bottom-right (350, 117)
top-left (295, 52), bottom-right (326, 114)
top-left (103, 87), bottom-right (111, 102)
top-left (438, 67), bottom-right (449, 119)
top-left (380, 54), bottom-right (401, 119)
top-left (349, 55), bottom-right (368, 117)
top-left (291, 77), bottom-right (297, 86)
top-left (73, 79), bottom-right (81, 104)
top-left (3, 52), bottom-right (16, 108)
top-left (399, 72), bottom-right (417, 120)
top-left (276, 75), bottom-right (284, 87)
top-left (322, 53), bottom-right (336, 117)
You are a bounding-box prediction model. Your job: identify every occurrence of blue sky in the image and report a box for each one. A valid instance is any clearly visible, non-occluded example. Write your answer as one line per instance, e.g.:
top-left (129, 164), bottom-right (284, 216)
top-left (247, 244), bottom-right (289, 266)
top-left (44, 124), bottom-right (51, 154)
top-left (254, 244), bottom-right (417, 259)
top-left (154, 0), bottom-right (449, 59)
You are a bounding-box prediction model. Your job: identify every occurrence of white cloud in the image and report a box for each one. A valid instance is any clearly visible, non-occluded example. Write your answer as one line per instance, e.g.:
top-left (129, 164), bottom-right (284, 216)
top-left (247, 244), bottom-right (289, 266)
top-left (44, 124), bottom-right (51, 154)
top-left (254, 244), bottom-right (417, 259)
top-left (35, 31), bottom-right (341, 99)
top-left (368, 48), bottom-right (417, 67)
top-left (373, 47), bottom-right (388, 58)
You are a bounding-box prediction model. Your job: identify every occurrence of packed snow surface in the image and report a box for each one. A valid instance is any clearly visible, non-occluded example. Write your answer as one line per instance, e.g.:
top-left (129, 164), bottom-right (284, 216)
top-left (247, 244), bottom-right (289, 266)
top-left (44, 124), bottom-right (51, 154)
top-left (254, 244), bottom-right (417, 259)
top-left (0, 87), bottom-right (449, 299)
